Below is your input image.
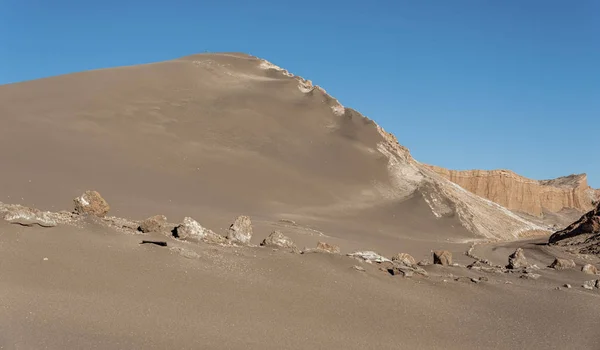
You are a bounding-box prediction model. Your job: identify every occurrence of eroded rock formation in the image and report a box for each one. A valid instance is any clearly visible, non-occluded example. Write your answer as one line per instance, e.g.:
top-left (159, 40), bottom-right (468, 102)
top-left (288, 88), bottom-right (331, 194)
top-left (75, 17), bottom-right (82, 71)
top-left (424, 166), bottom-right (599, 219)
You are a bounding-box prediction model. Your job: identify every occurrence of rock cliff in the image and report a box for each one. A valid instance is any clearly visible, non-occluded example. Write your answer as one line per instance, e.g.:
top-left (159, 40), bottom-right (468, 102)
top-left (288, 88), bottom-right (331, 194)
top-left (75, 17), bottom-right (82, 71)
top-left (424, 166), bottom-right (599, 221)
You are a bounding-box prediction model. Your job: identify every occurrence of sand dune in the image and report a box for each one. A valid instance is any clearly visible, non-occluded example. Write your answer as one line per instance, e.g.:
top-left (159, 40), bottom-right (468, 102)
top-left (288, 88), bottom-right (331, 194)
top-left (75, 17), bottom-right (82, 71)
top-left (1, 53), bottom-right (599, 349)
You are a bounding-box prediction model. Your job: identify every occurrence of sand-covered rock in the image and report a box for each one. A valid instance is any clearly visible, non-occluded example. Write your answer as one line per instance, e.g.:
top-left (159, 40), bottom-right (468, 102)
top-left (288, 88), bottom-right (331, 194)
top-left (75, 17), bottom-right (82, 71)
top-left (549, 258), bottom-right (576, 270)
top-left (316, 241), bottom-right (341, 254)
top-left (391, 253), bottom-right (417, 267)
top-left (139, 215), bottom-right (168, 233)
top-left (2, 205), bottom-right (57, 227)
top-left (226, 215), bottom-right (253, 244)
top-left (582, 280), bottom-right (597, 290)
top-left (260, 231), bottom-right (298, 253)
top-left (173, 217), bottom-right (226, 244)
top-left (581, 264), bottom-right (599, 275)
top-left (433, 250), bottom-right (452, 266)
top-left (507, 248), bottom-right (527, 269)
top-left (73, 190), bottom-right (110, 217)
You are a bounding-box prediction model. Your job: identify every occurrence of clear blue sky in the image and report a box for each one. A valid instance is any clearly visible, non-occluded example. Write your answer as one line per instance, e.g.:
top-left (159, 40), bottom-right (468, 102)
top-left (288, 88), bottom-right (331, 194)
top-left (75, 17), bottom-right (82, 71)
top-left (2, 1), bottom-right (599, 186)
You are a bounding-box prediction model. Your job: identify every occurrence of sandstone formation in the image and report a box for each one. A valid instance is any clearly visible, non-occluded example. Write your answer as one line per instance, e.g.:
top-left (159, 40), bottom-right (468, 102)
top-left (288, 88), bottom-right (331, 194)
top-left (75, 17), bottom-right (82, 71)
top-left (433, 250), bottom-right (452, 266)
top-left (260, 231), bottom-right (298, 253)
top-left (73, 191), bottom-right (110, 217)
top-left (548, 202), bottom-right (600, 255)
top-left (424, 166), bottom-right (599, 220)
top-left (226, 215), bottom-right (253, 244)
top-left (138, 215), bottom-right (168, 233)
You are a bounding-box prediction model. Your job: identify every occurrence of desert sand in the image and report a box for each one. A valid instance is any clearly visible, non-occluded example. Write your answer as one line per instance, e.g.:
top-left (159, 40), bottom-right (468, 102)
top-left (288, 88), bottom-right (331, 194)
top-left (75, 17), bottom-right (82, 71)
top-left (1, 53), bottom-right (599, 349)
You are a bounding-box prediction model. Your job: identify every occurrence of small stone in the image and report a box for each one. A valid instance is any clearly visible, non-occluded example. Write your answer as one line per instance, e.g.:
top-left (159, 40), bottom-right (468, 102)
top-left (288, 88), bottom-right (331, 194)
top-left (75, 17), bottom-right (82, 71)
top-left (353, 265), bottom-right (366, 272)
top-left (226, 215), bottom-right (253, 244)
top-left (73, 190), bottom-right (110, 217)
top-left (549, 258), bottom-right (576, 270)
top-left (478, 276), bottom-right (489, 282)
top-left (454, 276), bottom-right (477, 283)
top-left (3, 205), bottom-right (57, 227)
top-left (316, 241), bottom-right (341, 254)
top-left (138, 215), bottom-right (168, 233)
top-left (260, 231), bottom-right (298, 253)
top-left (564, 284), bottom-right (572, 289)
top-left (520, 273), bottom-right (541, 280)
top-left (391, 253), bottom-right (417, 267)
top-left (433, 250), bottom-right (452, 266)
top-left (507, 248), bottom-right (527, 269)
top-left (596, 280), bottom-right (600, 288)
top-left (582, 264), bottom-right (599, 275)
top-left (43, 257), bottom-right (48, 261)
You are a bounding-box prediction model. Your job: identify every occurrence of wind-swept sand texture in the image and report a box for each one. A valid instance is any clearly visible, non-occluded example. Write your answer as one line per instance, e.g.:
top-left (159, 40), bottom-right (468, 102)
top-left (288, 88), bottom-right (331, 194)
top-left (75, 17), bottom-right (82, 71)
top-left (2, 53), bottom-right (598, 349)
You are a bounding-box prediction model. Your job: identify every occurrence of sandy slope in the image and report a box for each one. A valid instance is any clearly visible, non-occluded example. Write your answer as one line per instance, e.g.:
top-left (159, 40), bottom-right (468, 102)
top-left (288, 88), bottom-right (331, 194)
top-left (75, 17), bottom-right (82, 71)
top-left (1, 220), bottom-right (599, 350)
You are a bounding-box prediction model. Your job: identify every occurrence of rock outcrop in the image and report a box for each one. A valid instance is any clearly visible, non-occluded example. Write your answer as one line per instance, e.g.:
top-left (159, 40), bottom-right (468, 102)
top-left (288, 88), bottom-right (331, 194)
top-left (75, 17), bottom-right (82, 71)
top-left (548, 202), bottom-right (600, 255)
top-left (507, 248), bottom-right (527, 269)
top-left (173, 217), bottom-right (227, 244)
top-left (391, 253), bottom-right (417, 267)
top-left (226, 216), bottom-right (253, 245)
top-left (260, 231), bottom-right (298, 253)
top-left (424, 166), bottom-right (598, 220)
top-left (73, 191), bottom-right (110, 217)
top-left (581, 264), bottom-right (599, 275)
top-left (138, 215), bottom-right (168, 233)
top-left (2, 205), bottom-right (57, 227)
top-left (549, 258), bottom-right (575, 270)
top-left (433, 250), bottom-right (452, 266)
top-left (315, 241), bottom-right (341, 254)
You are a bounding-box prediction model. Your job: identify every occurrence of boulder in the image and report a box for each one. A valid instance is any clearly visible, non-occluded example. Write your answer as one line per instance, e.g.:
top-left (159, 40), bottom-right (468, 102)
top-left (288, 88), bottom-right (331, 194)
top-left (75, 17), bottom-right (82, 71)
top-left (582, 280), bottom-right (596, 290)
top-left (316, 241), bottom-right (340, 254)
top-left (2, 205), bottom-right (57, 227)
top-left (226, 215), bottom-right (253, 244)
top-left (138, 215), bottom-right (168, 233)
top-left (348, 251), bottom-right (391, 264)
top-left (173, 217), bottom-right (226, 244)
top-left (433, 250), bottom-right (452, 266)
top-left (507, 248), bottom-right (527, 269)
top-left (73, 190), bottom-right (110, 217)
top-left (549, 258), bottom-right (576, 270)
top-left (391, 253), bottom-right (416, 267)
top-left (260, 231), bottom-right (299, 253)
top-left (582, 264), bottom-right (599, 275)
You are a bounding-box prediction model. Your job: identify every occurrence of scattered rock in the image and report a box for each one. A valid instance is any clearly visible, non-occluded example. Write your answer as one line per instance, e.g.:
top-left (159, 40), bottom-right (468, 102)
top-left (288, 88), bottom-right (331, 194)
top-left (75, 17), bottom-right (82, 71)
top-left (226, 215), bottom-right (253, 244)
top-left (387, 262), bottom-right (429, 278)
top-left (549, 258), bottom-right (576, 270)
top-left (507, 248), bottom-right (527, 269)
top-left (564, 284), bottom-right (572, 289)
top-left (391, 253), bottom-right (416, 267)
top-left (316, 241), bottom-right (341, 254)
top-left (582, 264), bottom-right (599, 275)
top-left (582, 280), bottom-right (596, 290)
top-left (172, 217), bottom-right (227, 244)
top-left (138, 215), bottom-right (167, 233)
top-left (73, 190), bottom-right (110, 217)
top-left (2, 205), bottom-right (57, 227)
top-left (348, 251), bottom-right (391, 264)
top-left (260, 231), bottom-right (299, 253)
top-left (519, 273), bottom-right (541, 280)
top-left (433, 250), bottom-right (452, 266)
top-left (417, 259), bottom-right (431, 266)
top-left (454, 276), bottom-right (479, 284)
top-left (353, 265), bottom-right (366, 272)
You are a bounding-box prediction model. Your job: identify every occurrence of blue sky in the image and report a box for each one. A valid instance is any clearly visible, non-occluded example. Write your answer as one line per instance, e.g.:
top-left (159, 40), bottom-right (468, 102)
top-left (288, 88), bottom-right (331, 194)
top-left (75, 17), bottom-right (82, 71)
top-left (2, 1), bottom-right (599, 186)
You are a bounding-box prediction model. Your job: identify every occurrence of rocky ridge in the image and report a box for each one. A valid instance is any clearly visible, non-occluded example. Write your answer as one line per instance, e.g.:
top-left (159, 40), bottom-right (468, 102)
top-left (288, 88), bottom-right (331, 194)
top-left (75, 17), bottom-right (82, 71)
top-left (549, 202), bottom-right (600, 255)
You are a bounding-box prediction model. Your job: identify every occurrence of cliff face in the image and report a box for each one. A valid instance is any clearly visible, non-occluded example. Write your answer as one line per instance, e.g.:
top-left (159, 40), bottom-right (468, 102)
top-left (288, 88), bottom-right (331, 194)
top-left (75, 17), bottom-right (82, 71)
top-left (424, 166), bottom-right (599, 219)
